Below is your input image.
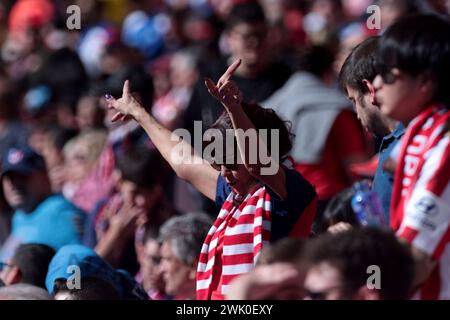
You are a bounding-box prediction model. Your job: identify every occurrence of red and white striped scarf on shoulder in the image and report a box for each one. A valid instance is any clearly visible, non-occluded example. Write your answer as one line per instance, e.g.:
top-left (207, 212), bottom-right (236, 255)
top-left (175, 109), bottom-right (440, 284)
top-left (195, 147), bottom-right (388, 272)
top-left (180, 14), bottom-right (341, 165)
top-left (196, 184), bottom-right (272, 300)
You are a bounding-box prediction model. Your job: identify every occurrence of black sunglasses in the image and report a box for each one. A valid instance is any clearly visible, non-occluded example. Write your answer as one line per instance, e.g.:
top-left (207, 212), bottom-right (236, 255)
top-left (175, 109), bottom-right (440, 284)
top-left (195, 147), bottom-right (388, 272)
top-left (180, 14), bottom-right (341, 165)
top-left (373, 60), bottom-right (399, 85)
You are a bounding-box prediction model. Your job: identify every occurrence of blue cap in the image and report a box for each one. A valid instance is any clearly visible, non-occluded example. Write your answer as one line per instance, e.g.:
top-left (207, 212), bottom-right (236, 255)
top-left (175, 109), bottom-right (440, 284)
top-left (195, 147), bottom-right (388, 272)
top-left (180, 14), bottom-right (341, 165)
top-left (1, 146), bottom-right (46, 178)
top-left (45, 245), bottom-right (148, 300)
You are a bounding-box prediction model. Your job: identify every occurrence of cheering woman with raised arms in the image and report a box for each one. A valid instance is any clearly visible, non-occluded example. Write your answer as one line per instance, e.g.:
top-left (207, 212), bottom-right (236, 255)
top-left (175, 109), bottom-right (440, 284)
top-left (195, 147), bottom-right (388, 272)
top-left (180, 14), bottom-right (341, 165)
top-left (105, 59), bottom-right (316, 300)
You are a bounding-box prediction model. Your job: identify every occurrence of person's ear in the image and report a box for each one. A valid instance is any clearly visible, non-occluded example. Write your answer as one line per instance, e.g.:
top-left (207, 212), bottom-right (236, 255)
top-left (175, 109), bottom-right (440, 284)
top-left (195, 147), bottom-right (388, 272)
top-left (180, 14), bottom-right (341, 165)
top-left (5, 266), bottom-right (22, 285)
top-left (419, 72), bottom-right (437, 96)
top-left (354, 286), bottom-right (381, 300)
top-left (362, 79), bottom-right (377, 105)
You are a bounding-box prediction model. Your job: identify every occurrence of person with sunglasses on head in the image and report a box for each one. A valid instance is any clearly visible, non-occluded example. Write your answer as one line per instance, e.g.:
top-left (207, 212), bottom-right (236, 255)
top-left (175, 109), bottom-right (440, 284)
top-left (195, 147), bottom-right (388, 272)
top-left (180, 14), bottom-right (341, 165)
top-left (373, 14), bottom-right (450, 299)
top-left (105, 59), bottom-right (317, 300)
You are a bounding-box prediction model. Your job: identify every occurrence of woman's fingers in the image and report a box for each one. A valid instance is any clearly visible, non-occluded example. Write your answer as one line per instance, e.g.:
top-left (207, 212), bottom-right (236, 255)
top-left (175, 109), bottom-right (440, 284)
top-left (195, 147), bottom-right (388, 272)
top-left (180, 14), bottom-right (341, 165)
top-left (123, 79), bottom-right (130, 97)
top-left (205, 78), bottom-right (219, 98)
top-left (218, 59), bottom-right (241, 85)
top-left (111, 112), bottom-right (124, 122)
top-left (328, 222), bottom-right (353, 234)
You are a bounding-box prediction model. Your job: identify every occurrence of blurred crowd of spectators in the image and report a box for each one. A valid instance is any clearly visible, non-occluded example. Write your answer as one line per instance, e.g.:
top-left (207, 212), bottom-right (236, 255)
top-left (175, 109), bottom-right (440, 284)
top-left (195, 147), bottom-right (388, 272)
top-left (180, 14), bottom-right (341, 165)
top-left (0, 0), bottom-right (449, 300)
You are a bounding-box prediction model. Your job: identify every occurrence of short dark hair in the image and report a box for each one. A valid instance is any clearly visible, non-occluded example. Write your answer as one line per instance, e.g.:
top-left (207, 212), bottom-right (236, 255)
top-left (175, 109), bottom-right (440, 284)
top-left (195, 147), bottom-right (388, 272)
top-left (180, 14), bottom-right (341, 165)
top-left (12, 244), bottom-right (56, 289)
top-left (317, 188), bottom-right (360, 234)
top-left (53, 277), bottom-right (120, 300)
top-left (377, 14), bottom-right (450, 105)
top-left (302, 228), bottom-right (414, 300)
top-left (204, 102), bottom-right (293, 165)
top-left (94, 64), bottom-right (154, 110)
top-left (115, 146), bottom-right (166, 189)
top-left (226, 1), bottom-right (266, 31)
top-left (339, 37), bottom-right (380, 96)
top-left (142, 224), bottom-right (160, 245)
top-left (258, 238), bottom-right (305, 265)
top-left (297, 45), bottom-right (335, 78)
top-left (40, 47), bottom-right (88, 110)
top-left (43, 125), bottom-right (79, 150)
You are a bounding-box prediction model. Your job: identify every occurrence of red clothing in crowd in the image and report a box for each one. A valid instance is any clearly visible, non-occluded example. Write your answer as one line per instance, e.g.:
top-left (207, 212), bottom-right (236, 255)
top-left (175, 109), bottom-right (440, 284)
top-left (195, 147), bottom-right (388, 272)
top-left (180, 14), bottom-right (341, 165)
top-left (390, 105), bottom-right (450, 299)
top-left (295, 110), bottom-right (369, 200)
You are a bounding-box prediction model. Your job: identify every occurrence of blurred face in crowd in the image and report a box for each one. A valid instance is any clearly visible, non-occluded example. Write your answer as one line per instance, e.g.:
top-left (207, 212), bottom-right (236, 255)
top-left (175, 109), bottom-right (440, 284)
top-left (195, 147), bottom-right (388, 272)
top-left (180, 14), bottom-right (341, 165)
top-left (76, 96), bottom-right (104, 131)
top-left (64, 143), bottom-right (92, 183)
top-left (118, 179), bottom-right (159, 213)
top-left (303, 262), bottom-right (353, 300)
top-left (142, 239), bottom-right (165, 292)
top-left (379, 0), bottom-right (409, 30)
top-left (159, 240), bottom-right (196, 299)
top-left (169, 56), bottom-right (198, 90)
top-left (304, 261), bottom-right (380, 300)
top-left (0, 258), bottom-right (21, 285)
top-left (2, 171), bottom-right (50, 212)
top-left (227, 22), bottom-right (268, 71)
top-left (335, 31), bottom-right (368, 74)
top-left (372, 68), bottom-right (437, 124)
top-left (312, 0), bottom-right (343, 25)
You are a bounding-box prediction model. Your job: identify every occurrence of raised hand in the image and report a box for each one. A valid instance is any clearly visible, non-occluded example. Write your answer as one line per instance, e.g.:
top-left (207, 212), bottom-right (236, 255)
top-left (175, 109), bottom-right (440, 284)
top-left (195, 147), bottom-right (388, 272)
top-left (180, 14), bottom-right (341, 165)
top-left (104, 80), bottom-right (145, 122)
top-left (205, 59), bottom-right (243, 110)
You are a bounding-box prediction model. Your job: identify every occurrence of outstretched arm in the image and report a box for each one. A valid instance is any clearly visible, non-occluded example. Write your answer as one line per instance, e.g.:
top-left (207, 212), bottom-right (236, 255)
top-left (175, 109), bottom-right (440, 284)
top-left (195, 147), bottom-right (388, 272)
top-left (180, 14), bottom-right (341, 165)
top-left (106, 81), bottom-right (218, 201)
top-left (205, 60), bottom-right (287, 199)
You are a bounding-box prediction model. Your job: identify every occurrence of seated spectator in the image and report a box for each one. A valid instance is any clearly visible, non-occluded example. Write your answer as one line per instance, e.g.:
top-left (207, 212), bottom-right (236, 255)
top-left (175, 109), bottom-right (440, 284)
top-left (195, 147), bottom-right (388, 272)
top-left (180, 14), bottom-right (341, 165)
top-left (152, 49), bottom-right (199, 131)
top-left (184, 1), bottom-right (292, 134)
top-left (158, 213), bottom-right (213, 300)
top-left (30, 125), bottom-right (78, 193)
top-left (53, 277), bottom-right (119, 300)
top-left (0, 146), bottom-right (85, 261)
top-left (301, 228), bottom-right (414, 300)
top-left (135, 225), bottom-right (172, 300)
top-left (45, 244), bottom-right (148, 300)
top-left (76, 94), bottom-right (105, 132)
top-left (62, 129), bottom-right (108, 212)
top-left (316, 188), bottom-right (360, 234)
top-left (87, 146), bottom-right (175, 272)
top-left (0, 243), bottom-right (55, 289)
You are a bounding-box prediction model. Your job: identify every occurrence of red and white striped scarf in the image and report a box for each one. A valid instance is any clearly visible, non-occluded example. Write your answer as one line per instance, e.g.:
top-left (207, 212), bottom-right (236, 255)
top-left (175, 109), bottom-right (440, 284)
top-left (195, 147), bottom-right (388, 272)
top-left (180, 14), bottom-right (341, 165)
top-left (196, 184), bottom-right (272, 300)
top-left (390, 105), bottom-right (450, 299)
top-left (390, 105), bottom-right (450, 230)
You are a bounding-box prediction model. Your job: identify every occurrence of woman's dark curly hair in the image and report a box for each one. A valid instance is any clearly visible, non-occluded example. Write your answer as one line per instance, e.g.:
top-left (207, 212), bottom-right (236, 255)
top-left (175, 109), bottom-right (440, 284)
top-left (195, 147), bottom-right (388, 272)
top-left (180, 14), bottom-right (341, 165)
top-left (203, 102), bottom-right (293, 167)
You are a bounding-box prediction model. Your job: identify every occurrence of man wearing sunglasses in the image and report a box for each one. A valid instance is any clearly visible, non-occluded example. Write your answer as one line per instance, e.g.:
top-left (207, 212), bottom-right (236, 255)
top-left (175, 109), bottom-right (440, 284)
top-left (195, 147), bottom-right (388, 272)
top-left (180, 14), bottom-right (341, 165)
top-left (374, 14), bottom-right (450, 299)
